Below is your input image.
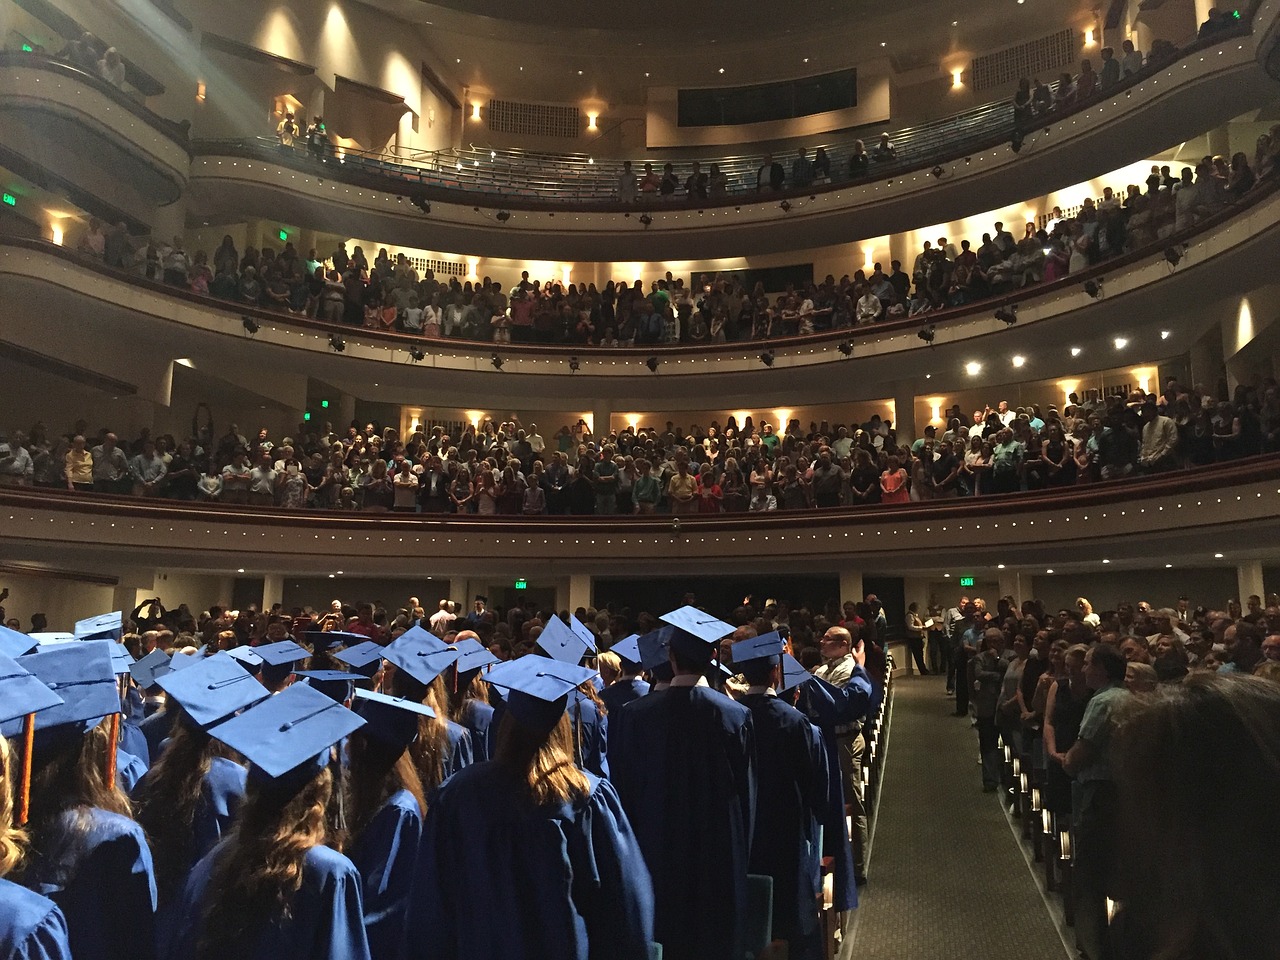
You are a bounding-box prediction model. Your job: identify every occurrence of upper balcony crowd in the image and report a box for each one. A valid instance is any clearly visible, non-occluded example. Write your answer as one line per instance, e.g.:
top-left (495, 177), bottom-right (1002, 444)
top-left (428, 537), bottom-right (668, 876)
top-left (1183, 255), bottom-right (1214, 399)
top-left (2, 373), bottom-right (1276, 517)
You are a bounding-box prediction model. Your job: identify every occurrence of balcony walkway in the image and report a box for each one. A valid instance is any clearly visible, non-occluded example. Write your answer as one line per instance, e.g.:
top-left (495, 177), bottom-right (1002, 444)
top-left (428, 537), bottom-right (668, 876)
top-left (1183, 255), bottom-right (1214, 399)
top-left (845, 675), bottom-right (1069, 960)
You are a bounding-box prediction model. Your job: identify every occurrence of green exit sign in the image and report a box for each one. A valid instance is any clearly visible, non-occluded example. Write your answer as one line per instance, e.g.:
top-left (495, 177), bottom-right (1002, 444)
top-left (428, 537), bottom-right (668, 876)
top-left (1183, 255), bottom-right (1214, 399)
top-left (20, 44), bottom-right (32, 52)
top-left (959, 576), bottom-right (975, 588)
top-left (303, 411), bottom-right (311, 421)
top-left (514, 579), bottom-right (527, 590)
top-left (320, 399), bottom-right (329, 408)
top-left (1, 193), bottom-right (15, 207)
top-left (278, 228), bottom-right (288, 241)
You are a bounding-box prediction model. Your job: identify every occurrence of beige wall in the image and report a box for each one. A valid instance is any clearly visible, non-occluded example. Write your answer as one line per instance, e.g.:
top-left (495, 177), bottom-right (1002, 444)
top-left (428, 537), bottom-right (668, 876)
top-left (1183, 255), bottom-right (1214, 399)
top-left (0, 572), bottom-right (117, 634)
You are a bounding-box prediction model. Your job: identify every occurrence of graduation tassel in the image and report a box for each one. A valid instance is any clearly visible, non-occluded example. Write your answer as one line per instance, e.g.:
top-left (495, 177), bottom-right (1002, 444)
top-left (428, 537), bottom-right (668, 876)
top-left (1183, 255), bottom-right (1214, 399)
top-left (105, 714), bottom-right (119, 787)
top-left (17, 713), bottom-right (34, 826)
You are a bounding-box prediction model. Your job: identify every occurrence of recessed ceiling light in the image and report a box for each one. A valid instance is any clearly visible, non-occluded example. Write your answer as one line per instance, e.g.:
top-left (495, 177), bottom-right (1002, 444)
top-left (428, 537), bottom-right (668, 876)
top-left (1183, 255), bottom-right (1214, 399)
top-left (965, 361), bottom-right (982, 376)
top-left (1046, 569), bottom-right (1054, 574)
top-left (1160, 330), bottom-right (1170, 339)
top-left (1114, 337), bottom-right (1128, 349)
top-left (1165, 563), bottom-right (1173, 568)
top-left (997, 564), bottom-right (1006, 569)
top-left (328, 574), bottom-right (335, 578)
top-left (336, 571), bottom-right (343, 575)
top-left (455, 58), bottom-right (461, 63)
top-left (237, 568), bottom-right (245, 573)
top-left (1214, 552), bottom-right (1224, 558)
top-left (1070, 346), bottom-right (1082, 357)
top-left (944, 573), bottom-right (951, 578)
top-left (577, 69), bottom-right (583, 75)
top-left (925, 373), bottom-right (931, 379)
top-left (718, 67), bottom-right (725, 74)
top-left (1011, 354), bottom-right (1026, 367)
top-left (880, 41), bottom-right (887, 47)
top-left (803, 57), bottom-right (810, 63)
top-left (644, 72), bottom-right (650, 77)
top-left (952, 19), bottom-right (959, 25)
top-left (1102, 559), bottom-right (1110, 564)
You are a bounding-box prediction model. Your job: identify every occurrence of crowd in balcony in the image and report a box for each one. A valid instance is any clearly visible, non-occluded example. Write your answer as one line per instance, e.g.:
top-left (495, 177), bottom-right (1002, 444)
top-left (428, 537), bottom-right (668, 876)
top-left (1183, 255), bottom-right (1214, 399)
top-left (2, 373), bottom-right (1276, 514)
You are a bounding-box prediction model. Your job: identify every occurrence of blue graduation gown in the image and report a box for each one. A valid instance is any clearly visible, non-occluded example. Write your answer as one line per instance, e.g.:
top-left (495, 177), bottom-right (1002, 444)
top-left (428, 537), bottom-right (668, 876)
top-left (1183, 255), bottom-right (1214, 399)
top-left (119, 721), bottom-right (151, 767)
top-left (458, 699), bottom-right (494, 764)
top-left (23, 808), bottom-right (157, 960)
top-left (599, 678), bottom-right (649, 716)
top-left (569, 693), bottom-right (609, 780)
top-left (610, 684), bottom-right (756, 960)
top-left (443, 721), bottom-right (473, 779)
top-left (0, 878), bottom-right (72, 960)
top-left (138, 708), bottom-right (173, 762)
top-left (741, 693), bottom-right (830, 957)
top-left (347, 789), bottom-right (422, 960)
top-left (162, 844), bottom-right (370, 960)
top-left (404, 763), bottom-right (653, 960)
top-left (116, 747), bottom-right (148, 794)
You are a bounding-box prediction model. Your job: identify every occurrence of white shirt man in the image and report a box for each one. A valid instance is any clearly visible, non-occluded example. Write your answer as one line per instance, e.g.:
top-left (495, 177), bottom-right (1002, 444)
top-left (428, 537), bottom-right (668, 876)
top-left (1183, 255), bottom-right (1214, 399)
top-left (969, 411), bottom-right (986, 439)
top-left (428, 601), bottom-right (456, 636)
top-left (997, 402), bottom-right (1015, 427)
top-left (1138, 411), bottom-right (1179, 467)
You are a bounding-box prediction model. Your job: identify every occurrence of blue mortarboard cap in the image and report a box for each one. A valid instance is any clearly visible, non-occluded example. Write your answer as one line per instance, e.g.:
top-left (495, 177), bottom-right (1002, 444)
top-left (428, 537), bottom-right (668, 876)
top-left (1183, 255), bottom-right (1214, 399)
top-left (659, 605), bottom-right (734, 645)
top-left (778, 654), bottom-right (813, 693)
top-left (107, 642), bottom-right (135, 675)
top-left (536, 615), bottom-right (593, 664)
top-left (353, 688), bottom-right (434, 749)
top-left (28, 632), bottom-right (76, 646)
top-left (731, 630), bottom-right (785, 666)
top-left (0, 625), bottom-right (37, 659)
top-left (636, 625), bottom-right (674, 670)
top-left (383, 632), bottom-right (458, 686)
top-left (154, 651), bottom-right (270, 729)
top-left (483, 656), bottom-right (598, 735)
top-left (253, 640), bottom-right (309, 666)
top-left (568, 616), bottom-right (598, 654)
top-left (332, 640), bottom-right (385, 680)
top-left (208, 682), bottom-right (364, 781)
top-left (0, 652), bottom-right (65, 725)
top-left (296, 670), bottom-right (356, 703)
top-left (128, 649), bottom-right (172, 687)
top-left (168, 645), bottom-right (208, 671)
top-left (74, 611), bottom-right (123, 642)
top-left (306, 630), bottom-right (366, 654)
top-left (452, 637), bottom-right (498, 673)
top-left (226, 645), bottom-right (264, 667)
top-left (610, 634), bottom-right (642, 666)
top-left (15, 640), bottom-right (120, 732)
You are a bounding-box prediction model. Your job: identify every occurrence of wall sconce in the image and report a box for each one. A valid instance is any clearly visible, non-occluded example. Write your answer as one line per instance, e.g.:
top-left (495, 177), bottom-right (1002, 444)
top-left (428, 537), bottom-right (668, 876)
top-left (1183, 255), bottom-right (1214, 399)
top-left (196, 81), bottom-right (206, 102)
top-left (1012, 757), bottom-right (1021, 778)
top-left (471, 102), bottom-right (482, 121)
top-left (1084, 27), bottom-right (1096, 46)
top-left (952, 68), bottom-right (964, 88)
top-left (587, 112), bottom-right (598, 130)
top-left (49, 222), bottom-right (63, 246)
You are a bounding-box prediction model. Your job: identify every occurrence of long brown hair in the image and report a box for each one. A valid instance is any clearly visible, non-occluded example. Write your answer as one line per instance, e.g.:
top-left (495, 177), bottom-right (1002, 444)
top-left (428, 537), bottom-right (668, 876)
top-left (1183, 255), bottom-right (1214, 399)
top-left (343, 730), bottom-right (425, 847)
top-left (133, 714), bottom-right (216, 896)
top-left (195, 766), bottom-right (332, 960)
top-left (387, 668), bottom-right (451, 792)
top-left (445, 669), bottom-right (490, 725)
top-left (0, 736), bottom-right (26, 877)
top-left (493, 711), bottom-right (589, 808)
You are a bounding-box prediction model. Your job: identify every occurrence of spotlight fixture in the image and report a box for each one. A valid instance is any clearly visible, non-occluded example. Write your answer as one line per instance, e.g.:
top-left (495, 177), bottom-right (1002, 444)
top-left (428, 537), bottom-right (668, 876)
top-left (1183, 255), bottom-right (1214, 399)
top-left (568, 356), bottom-right (580, 373)
top-left (638, 213), bottom-right (653, 227)
top-left (995, 305), bottom-right (1018, 326)
top-left (1163, 244), bottom-right (1184, 267)
top-left (837, 340), bottom-right (853, 357)
top-left (407, 346), bottom-right (425, 362)
top-left (241, 315), bottom-right (259, 335)
top-left (917, 324), bottom-right (935, 345)
top-left (328, 334), bottom-right (345, 352)
top-left (496, 209), bottom-right (511, 223)
top-left (1010, 129), bottom-right (1024, 153)
top-left (1083, 278), bottom-right (1103, 299)
top-left (779, 200), bottom-right (792, 213)
top-left (930, 165), bottom-right (944, 179)
top-left (645, 355), bottom-right (660, 373)
top-left (410, 193), bottom-right (431, 215)
top-left (491, 353), bottom-right (504, 370)
top-left (758, 350), bottom-right (775, 367)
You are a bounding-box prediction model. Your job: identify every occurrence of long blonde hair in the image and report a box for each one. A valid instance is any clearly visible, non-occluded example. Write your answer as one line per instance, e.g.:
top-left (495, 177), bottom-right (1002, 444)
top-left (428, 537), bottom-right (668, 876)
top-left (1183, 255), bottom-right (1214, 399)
top-left (0, 736), bottom-right (26, 877)
top-left (494, 711), bottom-right (589, 808)
top-left (387, 668), bottom-right (451, 792)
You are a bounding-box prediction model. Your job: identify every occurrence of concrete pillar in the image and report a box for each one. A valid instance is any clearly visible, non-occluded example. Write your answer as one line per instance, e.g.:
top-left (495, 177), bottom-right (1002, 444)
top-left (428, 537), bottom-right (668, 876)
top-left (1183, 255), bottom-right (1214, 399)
top-left (1189, 323), bottom-right (1225, 393)
top-left (334, 391), bottom-right (357, 434)
top-left (1237, 561), bottom-right (1265, 606)
top-left (150, 198), bottom-right (187, 245)
top-left (891, 383), bottom-right (916, 447)
top-left (998, 571), bottom-right (1029, 608)
top-left (839, 569), bottom-right (864, 607)
top-left (262, 573), bottom-right (284, 611)
top-left (591, 401), bottom-right (613, 439)
top-left (568, 573), bottom-right (593, 614)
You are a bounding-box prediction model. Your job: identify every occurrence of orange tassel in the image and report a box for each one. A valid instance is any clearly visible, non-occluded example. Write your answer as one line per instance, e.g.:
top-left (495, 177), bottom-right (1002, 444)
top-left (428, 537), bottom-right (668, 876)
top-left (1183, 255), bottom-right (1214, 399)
top-left (105, 714), bottom-right (119, 786)
top-left (17, 713), bottom-right (34, 826)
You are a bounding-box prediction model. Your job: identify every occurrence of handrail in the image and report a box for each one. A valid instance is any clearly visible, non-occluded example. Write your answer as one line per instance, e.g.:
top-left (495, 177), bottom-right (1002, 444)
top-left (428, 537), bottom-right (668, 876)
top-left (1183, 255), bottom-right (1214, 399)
top-left (190, 22), bottom-right (1254, 213)
top-left (1, 454), bottom-right (1277, 532)
top-left (0, 51), bottom-right (192, 151)
top-left (3, 174), bottom-right (1275, 361)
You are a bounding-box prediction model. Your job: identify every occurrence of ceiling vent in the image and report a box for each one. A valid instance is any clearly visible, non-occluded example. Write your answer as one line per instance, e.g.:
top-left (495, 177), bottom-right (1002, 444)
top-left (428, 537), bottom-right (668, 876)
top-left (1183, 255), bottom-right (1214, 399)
top-left (970, 29), bottom-right (1078, 92)
top-left (487, 99), bottom-right (582, 138)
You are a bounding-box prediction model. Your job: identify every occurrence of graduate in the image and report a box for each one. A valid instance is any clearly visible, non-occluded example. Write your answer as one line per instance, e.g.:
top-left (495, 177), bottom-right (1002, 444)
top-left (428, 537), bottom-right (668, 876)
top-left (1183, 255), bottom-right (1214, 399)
top-left (444, 636), bottom-right (498, 763)
top-left (598, 634), bottom-right (650, 715)
top-left (132, 650), bottom-right (176, 760)
top-left (733, 634), bottom-right (832, 960)
top-left (381, 628), bottom-right (473, 791)
top-left (131, 652), bottom-right (262, 933)
top-left (534, 616), bottom-right (608, 779)
top-left (0, 652), bottom-right (73, 960)
top-left (160, 682), bottom-right (370, 960)
top-left (346, 689), bottom-right (428, 960)
top-left (610, 606), bottom-right (757, 960)
top-left (3, 641), bottom-right (159, 960)
top-left (405, 655), bottom-right (654, 960)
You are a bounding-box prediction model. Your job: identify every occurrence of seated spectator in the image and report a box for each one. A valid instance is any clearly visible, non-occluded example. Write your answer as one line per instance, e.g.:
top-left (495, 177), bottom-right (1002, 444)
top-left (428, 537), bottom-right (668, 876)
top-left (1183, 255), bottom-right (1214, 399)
top-left (1032, 77), bottom-right (1054, 113)
top-left (1013, 78), bottom-right (1033, 126)
top-left (812, 147), bottom-right (831, 185)
top-left (684, 162), bottom-right (708, 202)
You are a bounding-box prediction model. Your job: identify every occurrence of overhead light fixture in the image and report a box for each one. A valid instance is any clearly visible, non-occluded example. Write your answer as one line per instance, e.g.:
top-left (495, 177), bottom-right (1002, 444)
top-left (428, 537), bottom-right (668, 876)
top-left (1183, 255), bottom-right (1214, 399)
top-left (495, 209), bottom-right (511, 222)
top-left (997, 564), bottom-right (1005, 569)
top-left (758, 350), bottom-right (775, 368)
top-left (995, 305), bottom-right (1018, 325)
top-left (1010, 129), bottom-right (1024, 153)
top-left (779, 200), bottom-right (792, 213)
top-left (837, 340), bottom-right (853, 357)
top-left (568, 356), bottom-right (580, 373)
top-left (1160, 330), bottom-right (1171, 340)
top-left (241, 315), bottom-right (259, 335)
top-left (1083, 278), bottom-right (1102, 299)
top-left (1114, 337), bottom-right (1128, 349)
top-left (1102, 559), bottom-right (1110, 564)
top-left (646, 356), bottom-right (660, 373)
top-left (1011, 354), bottom-right (1026, 368)
top-left (1214, 552), bottom-right (1224, 558)
top-left (1045, 568), bottom-right (1054, 574)
top-left (931, 165), bottom-right (944, 179)
top-left (1070, 346), bottom-right (1082, 357)
top-left (965, 361), bottom-right (982, 376)
top-left (917, 325), bottom-right (935, 345)
top-left (407, 346), bottom-right (425, 362)
top-left (491, 353), bottom-right (504, 370)
top-left (328, 334), bottom-right (345, 353)
top-left (1164, 245), bottom-right (1184, 267)
top-left (718, 67), bottom-right (725, 74)
top-left (1165, 563), bottom-right (1173, 569)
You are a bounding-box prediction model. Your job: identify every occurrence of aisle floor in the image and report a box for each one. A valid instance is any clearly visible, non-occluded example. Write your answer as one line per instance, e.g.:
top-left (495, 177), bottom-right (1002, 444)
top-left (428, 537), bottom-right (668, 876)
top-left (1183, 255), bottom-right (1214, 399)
top-left (843, 674), bottom-right (1071, 960)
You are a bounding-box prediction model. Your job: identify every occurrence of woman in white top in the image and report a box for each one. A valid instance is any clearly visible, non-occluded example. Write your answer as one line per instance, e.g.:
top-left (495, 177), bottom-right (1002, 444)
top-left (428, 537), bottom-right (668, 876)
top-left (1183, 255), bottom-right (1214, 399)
top-left (474, 468), bottom-right (498, 515)
top-left (1075, 597), bottom-right (1102, 627)
top-left (392, 461), bottom-right (419, 512)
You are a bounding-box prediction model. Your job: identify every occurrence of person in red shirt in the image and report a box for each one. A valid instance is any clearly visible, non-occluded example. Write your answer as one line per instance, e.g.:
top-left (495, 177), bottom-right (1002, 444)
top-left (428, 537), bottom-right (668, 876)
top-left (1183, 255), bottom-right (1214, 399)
top-left (345, 601), bottom-right (385, 643)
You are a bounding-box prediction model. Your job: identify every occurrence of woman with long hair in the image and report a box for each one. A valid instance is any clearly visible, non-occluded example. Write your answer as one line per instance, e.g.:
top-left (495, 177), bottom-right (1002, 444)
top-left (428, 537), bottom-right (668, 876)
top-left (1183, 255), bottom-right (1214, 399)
top-left (406, 656), bottom-right (653, 959)
top-left (344, 691), bottom-right (428, 960)
top-left (444, 636), bottom-right (498, 763)
top-left (382, 630), bottom-right (473, 793)
top-left (0, 664), bottom-right (73, 960)
top-left (10, 642), bottom-right (157, 960)
top-left (161, 683), bottom-right (369, 960)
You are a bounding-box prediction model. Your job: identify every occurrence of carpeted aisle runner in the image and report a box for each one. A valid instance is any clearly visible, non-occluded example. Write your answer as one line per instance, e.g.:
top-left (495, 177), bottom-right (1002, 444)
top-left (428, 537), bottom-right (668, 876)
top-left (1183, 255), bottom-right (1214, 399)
top-left (844, 675), bottom-right (1070, 960)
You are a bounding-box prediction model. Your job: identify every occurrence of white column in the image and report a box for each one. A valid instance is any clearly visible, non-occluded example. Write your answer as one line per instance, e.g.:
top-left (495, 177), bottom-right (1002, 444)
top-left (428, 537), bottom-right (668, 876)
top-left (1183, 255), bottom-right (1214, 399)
top-left (568, 573), bottom-right (593, 614)
top-left (591, 402), bottom-right (613, 439)
top-left (262, 573), bottom-right (283, 611)
top-left (839, 569), bottom-right (864, 607)
top-left (892, 383), bottom-right (916, 448)
top-left (998, 571), bottom-right (1028, 607)
top-left (1237, 561), bottom-right (1265, 605)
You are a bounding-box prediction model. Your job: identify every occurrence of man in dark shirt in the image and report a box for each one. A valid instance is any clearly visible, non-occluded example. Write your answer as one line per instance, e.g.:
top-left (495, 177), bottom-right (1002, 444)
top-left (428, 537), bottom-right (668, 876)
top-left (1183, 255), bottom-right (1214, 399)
top-left (810, 447), bottom-right (845, 508)
top-left (756, 154), bottom-right (785, 192)
top-left (888, 261), bottom-right (911, 303)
